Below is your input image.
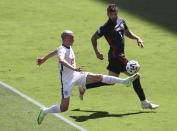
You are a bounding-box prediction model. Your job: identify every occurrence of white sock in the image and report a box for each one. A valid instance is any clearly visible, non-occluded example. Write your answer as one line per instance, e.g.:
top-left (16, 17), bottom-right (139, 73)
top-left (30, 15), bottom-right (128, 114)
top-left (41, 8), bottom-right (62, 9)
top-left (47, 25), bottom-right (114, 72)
top-left (141, 99), bottom-right (148, 104)
top-left (101, 75), bottom-right (127, 84)
top-left (43, 105), bottom-right (61, 114)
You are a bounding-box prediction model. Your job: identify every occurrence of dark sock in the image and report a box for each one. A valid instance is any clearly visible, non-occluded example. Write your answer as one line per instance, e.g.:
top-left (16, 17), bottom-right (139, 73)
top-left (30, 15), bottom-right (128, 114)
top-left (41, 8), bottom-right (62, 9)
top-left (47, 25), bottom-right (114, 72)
top-left (86, 82), bottom-right (111, 89)
top-left (133, 79), bottom-right (146, 101)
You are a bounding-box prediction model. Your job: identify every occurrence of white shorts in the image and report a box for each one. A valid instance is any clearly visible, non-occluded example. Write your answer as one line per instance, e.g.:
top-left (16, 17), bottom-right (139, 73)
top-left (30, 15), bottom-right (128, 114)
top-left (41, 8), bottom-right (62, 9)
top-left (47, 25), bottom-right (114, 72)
top-left (61, 72), bottom-right (88, 99)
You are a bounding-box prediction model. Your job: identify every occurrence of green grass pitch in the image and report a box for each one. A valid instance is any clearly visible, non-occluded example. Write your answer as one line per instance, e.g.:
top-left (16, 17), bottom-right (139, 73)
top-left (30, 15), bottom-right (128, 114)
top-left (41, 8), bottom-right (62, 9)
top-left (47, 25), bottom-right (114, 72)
top-left (0, 84), bottom-right (79, 131)
top-left (0, 0), bottom-right (177, 130)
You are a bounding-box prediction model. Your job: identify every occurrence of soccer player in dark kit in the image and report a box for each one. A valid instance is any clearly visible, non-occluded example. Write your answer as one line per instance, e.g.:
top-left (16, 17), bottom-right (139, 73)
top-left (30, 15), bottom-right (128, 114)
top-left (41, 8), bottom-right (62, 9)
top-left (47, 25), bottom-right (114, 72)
top-left (87, 4), bottom-right (159, 109)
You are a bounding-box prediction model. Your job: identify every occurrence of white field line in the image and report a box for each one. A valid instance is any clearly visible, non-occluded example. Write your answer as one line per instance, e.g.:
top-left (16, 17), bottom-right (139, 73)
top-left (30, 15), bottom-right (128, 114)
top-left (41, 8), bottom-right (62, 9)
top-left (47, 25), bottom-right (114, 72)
top-left (0, 81), bottom-right (86, 131)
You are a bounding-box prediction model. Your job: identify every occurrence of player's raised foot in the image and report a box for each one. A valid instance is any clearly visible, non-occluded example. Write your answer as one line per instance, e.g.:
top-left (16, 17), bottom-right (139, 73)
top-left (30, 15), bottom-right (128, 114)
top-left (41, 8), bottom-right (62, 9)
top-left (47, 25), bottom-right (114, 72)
top-left (141, 100), bottom-right (159, 109)
top-left (125, 73), bottom-right (138, 87)
top-left (37, 107), bottom-right (47, 125)
top-left (79, 86), bottom-right (86, 100)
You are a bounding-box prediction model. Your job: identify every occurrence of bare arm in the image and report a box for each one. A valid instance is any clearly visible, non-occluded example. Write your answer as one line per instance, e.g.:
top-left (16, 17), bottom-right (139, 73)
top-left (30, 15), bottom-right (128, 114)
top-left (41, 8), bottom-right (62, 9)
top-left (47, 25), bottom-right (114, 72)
top-left (91, 33), bottom-right (104, 60)
top-left (125, 29), bottom-right (144, 48)
top-left (37, 49), bottom-right (57, 66)
top-left (37, 48), bottom-right (83, 71)
top-left (58, 56), bottom-right (84, 72)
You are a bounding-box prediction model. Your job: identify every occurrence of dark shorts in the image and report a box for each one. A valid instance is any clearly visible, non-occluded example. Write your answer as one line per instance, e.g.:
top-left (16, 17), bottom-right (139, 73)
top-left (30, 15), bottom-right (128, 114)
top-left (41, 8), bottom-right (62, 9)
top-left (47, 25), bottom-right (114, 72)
top-left (107, 56), bottom-right (128, 74)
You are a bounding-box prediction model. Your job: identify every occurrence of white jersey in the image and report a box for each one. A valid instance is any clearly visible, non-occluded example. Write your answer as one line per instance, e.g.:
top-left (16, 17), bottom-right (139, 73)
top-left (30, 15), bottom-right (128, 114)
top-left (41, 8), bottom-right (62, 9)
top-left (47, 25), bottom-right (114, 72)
top-left (57, 44), bottom-right (88, 99)
top-left (57, 44), bottom-right (76, 83)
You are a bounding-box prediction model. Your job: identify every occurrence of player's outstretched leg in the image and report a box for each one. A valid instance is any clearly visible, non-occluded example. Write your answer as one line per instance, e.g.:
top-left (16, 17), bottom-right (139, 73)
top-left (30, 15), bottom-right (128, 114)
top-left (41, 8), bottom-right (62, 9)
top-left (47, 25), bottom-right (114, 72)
top-left (125, 73), bottom-right (138, 87)
top-left (37, 107), bottom-right (47, 125)
top-left (141, 100), bottom-right (159, 109)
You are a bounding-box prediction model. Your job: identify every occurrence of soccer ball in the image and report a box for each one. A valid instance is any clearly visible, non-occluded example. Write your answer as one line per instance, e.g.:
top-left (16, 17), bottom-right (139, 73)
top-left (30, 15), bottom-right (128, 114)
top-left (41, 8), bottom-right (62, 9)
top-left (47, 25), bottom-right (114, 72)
top-left (126, 60), bottom-right (140, 74)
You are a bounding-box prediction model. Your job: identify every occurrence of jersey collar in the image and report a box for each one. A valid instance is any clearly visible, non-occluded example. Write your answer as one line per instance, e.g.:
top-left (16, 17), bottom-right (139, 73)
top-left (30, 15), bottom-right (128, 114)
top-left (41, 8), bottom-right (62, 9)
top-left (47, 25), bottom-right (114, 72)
top-left (62, 44), bottom-right (70, 49)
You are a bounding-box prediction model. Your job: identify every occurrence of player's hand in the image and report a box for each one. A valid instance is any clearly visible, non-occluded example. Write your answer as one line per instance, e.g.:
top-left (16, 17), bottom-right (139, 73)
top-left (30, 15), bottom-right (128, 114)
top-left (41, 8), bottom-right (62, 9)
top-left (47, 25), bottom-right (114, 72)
top-left (137, 37), bottom-right (144, 48)
top-left (96, 52), bottom-right (104, 60)
top-left (74, 66), bottom-right (84, 72)
top-left (37, 58), bottom-right (45, 66)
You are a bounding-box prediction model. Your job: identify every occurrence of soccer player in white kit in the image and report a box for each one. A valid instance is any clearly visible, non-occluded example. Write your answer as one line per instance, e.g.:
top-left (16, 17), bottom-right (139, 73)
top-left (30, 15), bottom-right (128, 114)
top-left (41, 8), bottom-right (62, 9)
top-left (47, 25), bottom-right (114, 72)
top-left (37, 30), bottom-right (137, 125)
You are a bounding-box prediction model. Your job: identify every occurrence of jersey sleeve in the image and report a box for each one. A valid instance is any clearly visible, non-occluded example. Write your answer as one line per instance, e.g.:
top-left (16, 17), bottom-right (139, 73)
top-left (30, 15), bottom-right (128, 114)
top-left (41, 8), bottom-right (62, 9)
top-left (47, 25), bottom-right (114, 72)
top-left (57, 47), bottom-right (66, 59)
top-left (122, 19), bottom-right (128, 30)
top-left (96, 25), bottom-right (106, 37)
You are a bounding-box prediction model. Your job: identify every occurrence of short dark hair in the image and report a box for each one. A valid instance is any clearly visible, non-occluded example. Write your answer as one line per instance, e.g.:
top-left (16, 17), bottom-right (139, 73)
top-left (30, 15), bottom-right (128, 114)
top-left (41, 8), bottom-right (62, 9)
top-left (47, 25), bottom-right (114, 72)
top-left (107, 4), bottom-right (118, 13)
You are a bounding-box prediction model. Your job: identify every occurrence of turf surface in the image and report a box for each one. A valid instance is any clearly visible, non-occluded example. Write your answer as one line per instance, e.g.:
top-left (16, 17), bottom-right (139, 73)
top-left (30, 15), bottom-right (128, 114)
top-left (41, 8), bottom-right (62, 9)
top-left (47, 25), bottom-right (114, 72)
top-left (0, 85), bottom-right (79, 131)
top-left (0, 0), bottom-right (177, 130)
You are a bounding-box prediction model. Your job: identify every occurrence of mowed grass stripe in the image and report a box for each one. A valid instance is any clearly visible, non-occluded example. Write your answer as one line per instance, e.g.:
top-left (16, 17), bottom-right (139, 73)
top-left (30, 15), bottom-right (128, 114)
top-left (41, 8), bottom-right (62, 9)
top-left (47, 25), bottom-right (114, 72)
top-left (0, 0), bottom-right (177, 130)
top-left (0, 81), bottom-right (85, 131)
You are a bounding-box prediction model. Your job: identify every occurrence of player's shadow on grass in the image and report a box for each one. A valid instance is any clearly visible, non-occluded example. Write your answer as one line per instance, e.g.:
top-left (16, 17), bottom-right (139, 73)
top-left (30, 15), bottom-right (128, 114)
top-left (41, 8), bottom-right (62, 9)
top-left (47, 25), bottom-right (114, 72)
top-left (70, 109), bottom-right (156, 122)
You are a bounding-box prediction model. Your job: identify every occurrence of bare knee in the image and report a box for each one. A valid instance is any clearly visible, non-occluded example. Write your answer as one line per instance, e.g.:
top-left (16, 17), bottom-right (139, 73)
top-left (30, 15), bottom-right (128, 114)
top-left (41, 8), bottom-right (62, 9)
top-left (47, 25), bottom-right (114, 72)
top-left (95, 74), bottom-right (103, 81)
top-left (86, 73), bottom-right (103, 84)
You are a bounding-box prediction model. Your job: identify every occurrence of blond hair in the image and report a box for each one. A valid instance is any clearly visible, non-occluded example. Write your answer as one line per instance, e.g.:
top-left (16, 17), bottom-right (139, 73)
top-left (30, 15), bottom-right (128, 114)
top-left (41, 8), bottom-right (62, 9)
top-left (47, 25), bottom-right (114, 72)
top-left (61, 30), bottom-right (73, 40)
